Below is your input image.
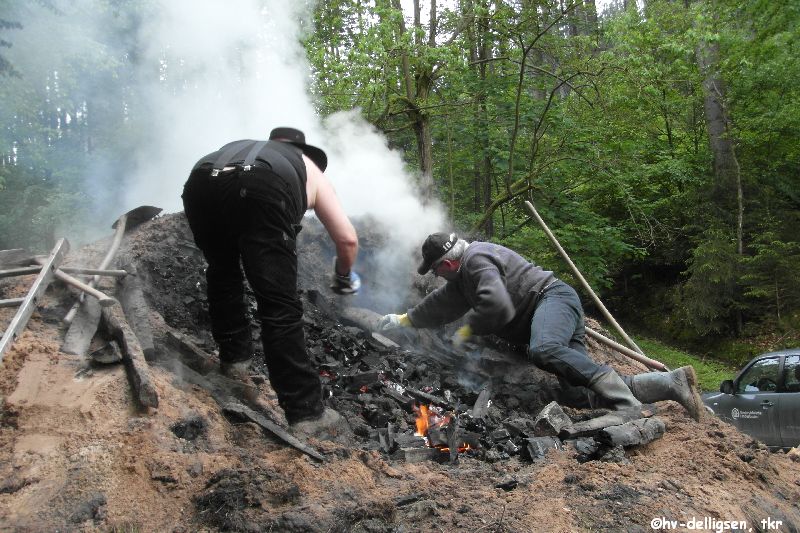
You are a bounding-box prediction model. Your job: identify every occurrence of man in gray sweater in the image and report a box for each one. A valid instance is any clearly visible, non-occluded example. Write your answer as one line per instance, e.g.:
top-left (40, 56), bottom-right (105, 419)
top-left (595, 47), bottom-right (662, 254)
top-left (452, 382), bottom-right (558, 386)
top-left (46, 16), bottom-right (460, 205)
top-left (379, 232), bottom-right (702, 420)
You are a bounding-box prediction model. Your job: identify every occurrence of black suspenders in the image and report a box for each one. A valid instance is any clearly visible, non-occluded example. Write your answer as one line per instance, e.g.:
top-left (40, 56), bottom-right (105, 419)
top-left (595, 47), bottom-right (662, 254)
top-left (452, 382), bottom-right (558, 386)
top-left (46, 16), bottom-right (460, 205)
top-left (210, 140), bottom-right (267, 176)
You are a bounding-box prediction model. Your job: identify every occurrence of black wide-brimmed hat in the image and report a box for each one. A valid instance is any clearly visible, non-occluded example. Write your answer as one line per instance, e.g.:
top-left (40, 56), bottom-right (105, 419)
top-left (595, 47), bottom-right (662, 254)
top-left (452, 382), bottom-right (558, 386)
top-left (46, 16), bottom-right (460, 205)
top-left (417, 232), bottom-right (458, 275)
top-left (269, 127), bottom-right (328, 171)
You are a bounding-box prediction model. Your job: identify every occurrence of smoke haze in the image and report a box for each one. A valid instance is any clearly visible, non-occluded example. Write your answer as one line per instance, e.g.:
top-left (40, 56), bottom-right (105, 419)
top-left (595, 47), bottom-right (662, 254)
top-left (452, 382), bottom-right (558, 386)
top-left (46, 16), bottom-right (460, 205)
top-left (125, 0), bottom-right (446, 246)
top-left (5, 0), bottom-right (448, 305)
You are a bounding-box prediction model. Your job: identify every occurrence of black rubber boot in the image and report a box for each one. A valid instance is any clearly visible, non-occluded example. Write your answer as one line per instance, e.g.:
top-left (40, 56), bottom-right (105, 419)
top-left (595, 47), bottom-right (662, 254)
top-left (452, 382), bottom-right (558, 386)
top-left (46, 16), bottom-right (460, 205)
top-left (625, 366), bottom-right (703, 421)
top-left (588, 368), bottom-right (642, 410)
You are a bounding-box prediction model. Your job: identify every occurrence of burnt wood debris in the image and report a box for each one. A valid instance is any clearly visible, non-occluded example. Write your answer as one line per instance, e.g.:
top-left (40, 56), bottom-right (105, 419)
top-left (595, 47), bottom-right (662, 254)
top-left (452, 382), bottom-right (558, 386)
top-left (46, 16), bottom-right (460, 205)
top-left (0, 211), bottom-right (672, 465)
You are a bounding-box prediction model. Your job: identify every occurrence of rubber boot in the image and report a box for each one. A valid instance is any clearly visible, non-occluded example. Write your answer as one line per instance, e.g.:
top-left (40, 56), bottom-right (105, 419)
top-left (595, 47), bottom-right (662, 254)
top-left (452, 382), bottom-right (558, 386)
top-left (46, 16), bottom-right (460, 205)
top-left (219, 359), bottom-right (252, 381)
top-left (625, 366), bottom-right (703, 421)
top-left (217, 359), bottom-right (261, 404)
top-left (588, 368), bottom-right (642, 410)
top-left (291, 407), bottom-right (352, 442)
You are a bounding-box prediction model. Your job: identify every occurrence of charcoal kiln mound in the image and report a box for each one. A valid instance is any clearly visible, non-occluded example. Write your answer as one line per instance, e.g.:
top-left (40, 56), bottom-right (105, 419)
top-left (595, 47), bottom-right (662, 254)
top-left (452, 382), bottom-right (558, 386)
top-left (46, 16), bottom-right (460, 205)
top-left (0, 212), bottom-right (798, 532)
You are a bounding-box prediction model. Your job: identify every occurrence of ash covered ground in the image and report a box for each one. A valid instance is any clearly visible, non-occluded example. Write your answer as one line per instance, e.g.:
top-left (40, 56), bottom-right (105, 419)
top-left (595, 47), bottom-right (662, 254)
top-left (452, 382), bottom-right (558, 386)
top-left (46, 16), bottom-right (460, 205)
top-left (0, 212), bottom-right (798, 532)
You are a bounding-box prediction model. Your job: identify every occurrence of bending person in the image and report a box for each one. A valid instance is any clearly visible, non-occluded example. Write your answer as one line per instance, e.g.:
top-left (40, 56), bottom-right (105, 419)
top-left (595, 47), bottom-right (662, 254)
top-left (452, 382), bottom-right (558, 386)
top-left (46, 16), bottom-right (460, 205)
top-left (379, 232), bottom-right (702, 420)
top-left (182, 127), bottom-right (360, 437)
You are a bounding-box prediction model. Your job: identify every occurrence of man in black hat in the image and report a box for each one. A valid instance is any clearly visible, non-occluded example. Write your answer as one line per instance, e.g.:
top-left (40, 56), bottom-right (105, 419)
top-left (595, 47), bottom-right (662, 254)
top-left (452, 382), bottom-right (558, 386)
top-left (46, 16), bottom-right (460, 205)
top-left (378, 233), bottom-right (703, 420)
top-left (182, 127), bottom-right (361, 436)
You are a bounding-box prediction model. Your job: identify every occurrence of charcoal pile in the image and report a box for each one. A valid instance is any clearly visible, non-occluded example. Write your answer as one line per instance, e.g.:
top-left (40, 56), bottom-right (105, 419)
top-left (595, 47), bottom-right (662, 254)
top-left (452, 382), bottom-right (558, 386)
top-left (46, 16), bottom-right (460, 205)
top-left (121, 212), bottom-right (664, 466)
top-left (1, 211), bottom-right (799, 532)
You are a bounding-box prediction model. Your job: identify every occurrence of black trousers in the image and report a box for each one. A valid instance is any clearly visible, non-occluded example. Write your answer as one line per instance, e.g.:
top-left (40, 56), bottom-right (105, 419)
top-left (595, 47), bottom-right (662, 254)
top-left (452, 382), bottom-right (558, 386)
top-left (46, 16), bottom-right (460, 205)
top-left (182, 164), bottom-right (323, 423)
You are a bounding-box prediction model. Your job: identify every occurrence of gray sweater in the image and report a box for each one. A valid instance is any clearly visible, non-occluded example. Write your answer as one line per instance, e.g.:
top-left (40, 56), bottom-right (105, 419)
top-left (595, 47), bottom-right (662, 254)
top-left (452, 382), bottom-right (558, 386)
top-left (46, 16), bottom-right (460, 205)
top-left (407, 241), bottom-right (556, 344)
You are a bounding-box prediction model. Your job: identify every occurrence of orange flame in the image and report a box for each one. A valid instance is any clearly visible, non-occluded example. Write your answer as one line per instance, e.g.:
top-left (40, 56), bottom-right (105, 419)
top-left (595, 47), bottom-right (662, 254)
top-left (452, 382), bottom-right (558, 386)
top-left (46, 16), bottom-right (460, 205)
top-left (413, 403), bottom-right (472, 452)
top-left (414, 404), bottom-right (430, 437)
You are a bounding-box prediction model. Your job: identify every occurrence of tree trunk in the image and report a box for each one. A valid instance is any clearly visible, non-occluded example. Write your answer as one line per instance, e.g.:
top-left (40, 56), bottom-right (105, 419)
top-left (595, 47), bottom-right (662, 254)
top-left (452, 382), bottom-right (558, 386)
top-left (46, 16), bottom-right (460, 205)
top-left (478, 0), bottom-right (494, 236)
top-left (696, 37), bottom-right (744, 334)
top-left (391, 0), bottom-right (436, 201)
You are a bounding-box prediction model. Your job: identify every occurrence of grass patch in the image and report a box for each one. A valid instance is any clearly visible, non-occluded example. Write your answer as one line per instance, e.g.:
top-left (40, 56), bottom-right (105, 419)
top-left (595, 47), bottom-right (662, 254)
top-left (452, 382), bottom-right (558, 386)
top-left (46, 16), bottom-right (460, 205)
top-left (636, 338), bottom-right (738, 392)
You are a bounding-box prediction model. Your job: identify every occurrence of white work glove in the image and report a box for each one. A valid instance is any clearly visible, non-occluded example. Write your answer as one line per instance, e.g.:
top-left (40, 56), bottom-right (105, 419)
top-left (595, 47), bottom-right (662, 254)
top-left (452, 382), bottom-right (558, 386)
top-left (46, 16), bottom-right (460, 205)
top-left (451, 325), bottom-right (473, 348)
top-left (378, 313), bottom-right (412, 331)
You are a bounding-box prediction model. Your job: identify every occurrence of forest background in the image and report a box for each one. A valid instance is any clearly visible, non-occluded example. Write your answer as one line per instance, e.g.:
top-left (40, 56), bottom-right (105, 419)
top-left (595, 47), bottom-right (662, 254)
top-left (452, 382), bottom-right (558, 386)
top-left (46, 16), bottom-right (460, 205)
top-left (0, 0), bottom-right (798, 366)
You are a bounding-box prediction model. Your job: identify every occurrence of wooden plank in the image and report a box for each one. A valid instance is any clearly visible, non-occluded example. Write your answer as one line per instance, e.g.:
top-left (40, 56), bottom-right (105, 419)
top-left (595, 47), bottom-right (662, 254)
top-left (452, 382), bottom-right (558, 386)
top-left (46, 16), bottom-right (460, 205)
top-left (117, 261), bottom-right (155, 361)
top-left (164, 330), bottom-right (217, 375)
top-left (222, 402), bottom-right (325, 462)
top-left (471, 387), bottom-right (492, 419)
top-left (0, 239), bottom-right (68, 363)
top-left (61, 298), bottom-right (102, 356)
top-left (100, 303), bottom-right (159, 408)
top-left (597, 417), bottom-right (666, 448)
top-left (558, 405), bottom-right (657, 440)
top-left (160, 356), bottom-right (323, 461)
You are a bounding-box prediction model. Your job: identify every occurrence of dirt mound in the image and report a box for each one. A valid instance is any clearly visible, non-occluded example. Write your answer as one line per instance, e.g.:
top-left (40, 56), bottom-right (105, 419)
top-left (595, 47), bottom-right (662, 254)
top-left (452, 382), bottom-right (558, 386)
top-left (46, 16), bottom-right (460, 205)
top-left (0, 213), bottom-right (798, 532)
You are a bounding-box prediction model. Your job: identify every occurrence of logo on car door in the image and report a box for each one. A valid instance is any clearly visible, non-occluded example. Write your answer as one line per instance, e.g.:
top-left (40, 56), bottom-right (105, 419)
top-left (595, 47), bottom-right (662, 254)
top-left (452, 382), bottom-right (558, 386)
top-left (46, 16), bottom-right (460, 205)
top-left (732, 408), bottom-right (762, 420)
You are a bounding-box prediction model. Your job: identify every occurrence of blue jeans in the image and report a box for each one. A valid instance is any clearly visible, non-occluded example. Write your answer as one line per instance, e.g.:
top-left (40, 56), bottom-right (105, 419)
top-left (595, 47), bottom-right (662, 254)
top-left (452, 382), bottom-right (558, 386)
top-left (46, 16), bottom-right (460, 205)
top-left (528, 281), bottom-right (603, 387)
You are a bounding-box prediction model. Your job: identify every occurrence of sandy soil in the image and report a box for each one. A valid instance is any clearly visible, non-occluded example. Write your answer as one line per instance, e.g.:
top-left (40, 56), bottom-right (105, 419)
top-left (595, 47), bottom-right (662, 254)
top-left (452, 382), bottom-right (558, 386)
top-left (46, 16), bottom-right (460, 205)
top-left (0, 213), bottom-right (798, 532)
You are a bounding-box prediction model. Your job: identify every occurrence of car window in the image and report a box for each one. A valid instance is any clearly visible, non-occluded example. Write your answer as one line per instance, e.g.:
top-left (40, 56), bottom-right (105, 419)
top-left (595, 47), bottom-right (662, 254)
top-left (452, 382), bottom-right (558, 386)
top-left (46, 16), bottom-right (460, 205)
top-left (783, 355), bottom-right (800, 393)
top-left (737, 357), bottom-right (780, 393)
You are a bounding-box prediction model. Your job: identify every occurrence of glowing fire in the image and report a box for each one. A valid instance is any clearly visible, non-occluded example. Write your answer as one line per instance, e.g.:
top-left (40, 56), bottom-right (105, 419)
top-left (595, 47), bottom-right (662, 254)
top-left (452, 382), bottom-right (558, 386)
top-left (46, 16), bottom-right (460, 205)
top-left (413, 403), bottom-right (471, 452)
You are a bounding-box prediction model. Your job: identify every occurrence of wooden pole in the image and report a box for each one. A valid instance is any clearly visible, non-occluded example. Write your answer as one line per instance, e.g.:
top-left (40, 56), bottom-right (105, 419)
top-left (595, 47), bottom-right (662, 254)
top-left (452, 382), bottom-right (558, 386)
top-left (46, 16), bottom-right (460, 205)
top-left (523, 200), bottom-right (645, 355)
top-left (64, 213), bottom-right (128, 324)
top-left (585, 327), bottom-right (668, 371)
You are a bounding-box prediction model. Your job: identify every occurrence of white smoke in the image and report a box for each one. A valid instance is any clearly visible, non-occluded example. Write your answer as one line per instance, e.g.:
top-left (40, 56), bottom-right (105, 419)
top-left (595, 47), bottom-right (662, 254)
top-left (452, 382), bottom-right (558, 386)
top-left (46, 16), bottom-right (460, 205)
top-left (124, 0), bottom-right (446, 248)
top-left (6, 0), bottom-right (447, 304)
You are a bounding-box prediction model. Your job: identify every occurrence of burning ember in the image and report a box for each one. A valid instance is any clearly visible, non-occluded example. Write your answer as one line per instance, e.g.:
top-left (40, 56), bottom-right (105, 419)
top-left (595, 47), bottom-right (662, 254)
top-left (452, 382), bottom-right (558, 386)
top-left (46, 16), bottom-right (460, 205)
top-left (414, 404), bottom-right (471, 452)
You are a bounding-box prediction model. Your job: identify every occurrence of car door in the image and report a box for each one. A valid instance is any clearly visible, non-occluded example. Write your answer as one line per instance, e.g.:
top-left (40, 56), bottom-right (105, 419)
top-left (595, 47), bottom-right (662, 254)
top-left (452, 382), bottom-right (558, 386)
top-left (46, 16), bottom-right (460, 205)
top-left (779, 355), bottom-right (800, 447)
top-left (721, 356), bottom-right (783, 446)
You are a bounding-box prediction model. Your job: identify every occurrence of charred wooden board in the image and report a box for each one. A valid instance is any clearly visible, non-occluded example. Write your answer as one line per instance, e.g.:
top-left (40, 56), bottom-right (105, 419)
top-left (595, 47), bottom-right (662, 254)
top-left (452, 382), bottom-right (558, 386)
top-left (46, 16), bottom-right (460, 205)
top-left (117, 260), bottom-right (155, 361)
top-left (596, 417), bottom-right (666, 448)
top-left (222, 403), bottom-right (325, 462)
top-left (558, 405), bottom-right (657, 440)
top-left (100, 303), bottom-right (159, 408)
top-left (471, 387), bottom-right (492, 419)
top-left (395, 447), bottom-right (448, 463)
top-left (160, 357), bottom-right (323, 462)
top-left (164, 330), bottom-right (217, 375)
top-left (61, 297), bottom-right (102, 356)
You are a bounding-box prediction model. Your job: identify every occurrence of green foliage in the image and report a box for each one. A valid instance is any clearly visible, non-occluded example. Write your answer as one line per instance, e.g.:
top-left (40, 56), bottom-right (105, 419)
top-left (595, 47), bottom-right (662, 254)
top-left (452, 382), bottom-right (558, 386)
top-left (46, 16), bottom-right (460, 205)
top-left (675, 227), bottom-right (742, 337)
top-left (740, 229), bottom-right (800, 323)
top-left (303, 0), bottom-right (800, 353)
top-left (0, 0), bottom-right (796, 358)
top-left (0, 1), bottom-right (137, 250)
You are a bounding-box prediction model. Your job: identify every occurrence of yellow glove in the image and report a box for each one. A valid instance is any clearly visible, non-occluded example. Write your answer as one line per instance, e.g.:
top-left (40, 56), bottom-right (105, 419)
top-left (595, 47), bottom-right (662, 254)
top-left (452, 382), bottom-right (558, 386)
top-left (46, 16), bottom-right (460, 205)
top-left (452, 324), bottom-right (473, 348)
top-left (378, 313), bottom-right (412, 331)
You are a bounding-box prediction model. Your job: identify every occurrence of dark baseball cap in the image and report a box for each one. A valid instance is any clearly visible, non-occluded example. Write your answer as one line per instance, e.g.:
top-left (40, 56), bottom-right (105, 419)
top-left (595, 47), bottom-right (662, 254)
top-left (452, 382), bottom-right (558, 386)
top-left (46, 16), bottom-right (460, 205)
top-left (417, 232), bottom-right (458, 275)
top-left (269, 127), bottom-right (328, 171)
